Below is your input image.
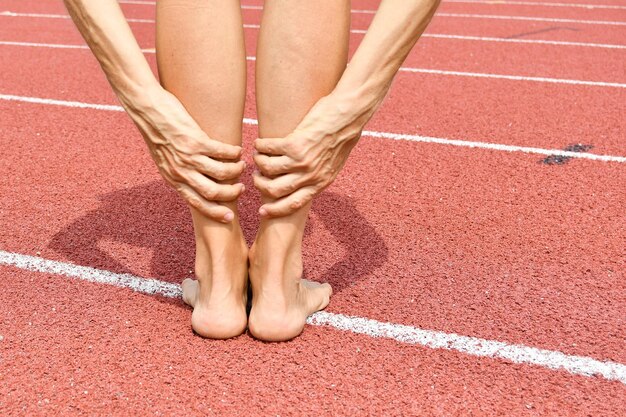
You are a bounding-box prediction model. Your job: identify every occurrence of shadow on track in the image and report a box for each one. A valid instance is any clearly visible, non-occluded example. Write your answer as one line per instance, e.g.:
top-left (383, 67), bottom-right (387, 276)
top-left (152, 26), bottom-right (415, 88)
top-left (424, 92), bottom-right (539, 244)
top-left (49, 179), bottom-right (387, 295)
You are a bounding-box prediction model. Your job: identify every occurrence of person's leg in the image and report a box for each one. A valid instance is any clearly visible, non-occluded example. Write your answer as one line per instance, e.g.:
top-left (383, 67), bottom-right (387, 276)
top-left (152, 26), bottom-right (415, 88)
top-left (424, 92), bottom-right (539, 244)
top-left (156, 0), bottom-right (248, 338)
top-left (249, 0), bottom-right (351, 341)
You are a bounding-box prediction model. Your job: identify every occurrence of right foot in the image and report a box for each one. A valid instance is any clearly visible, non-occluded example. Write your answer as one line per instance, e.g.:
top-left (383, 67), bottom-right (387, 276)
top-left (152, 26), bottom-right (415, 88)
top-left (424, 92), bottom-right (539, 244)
top-left (182, 209), bottom-right (249, 339)
top-left (247, 224), bottom-right (332, 342)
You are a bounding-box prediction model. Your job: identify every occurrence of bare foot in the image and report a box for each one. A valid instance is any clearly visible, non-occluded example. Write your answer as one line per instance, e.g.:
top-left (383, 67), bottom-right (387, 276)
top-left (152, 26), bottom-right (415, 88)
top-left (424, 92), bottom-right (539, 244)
top-left (182, 209), bottom-right (249, 339)
top-left (247, 214), bottom-right (332, 342)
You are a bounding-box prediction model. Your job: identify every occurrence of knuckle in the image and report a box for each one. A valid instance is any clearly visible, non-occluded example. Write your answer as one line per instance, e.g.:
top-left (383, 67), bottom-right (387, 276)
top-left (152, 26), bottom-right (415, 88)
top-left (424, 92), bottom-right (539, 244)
top-left (184, 193), bottom-right (202, 209)
top-left (279, 161), bottom-right (291, 172)
top-left (258, 157), bottom-right (270, 170)
top-left (266, 165), bottom-right (279, 176)
top-left (201, 186), bottom-right (217, 200)
top-left (259, 166), bottom-right (272, 177)
top-left (212, 167), bottom-right (227, 180)
top-left (293, 159), bottom-right (307, 170)
top-left (265, 184), bottom-right (281, 199)
top-left (289, 198), bottom-right (302, 210)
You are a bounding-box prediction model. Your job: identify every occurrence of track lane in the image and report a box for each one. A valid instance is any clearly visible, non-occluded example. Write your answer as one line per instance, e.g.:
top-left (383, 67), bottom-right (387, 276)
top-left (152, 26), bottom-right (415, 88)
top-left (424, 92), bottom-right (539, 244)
top-left (438, 2), bottom-right (626, 20)
top-left (1, 46), bottom-right (625, 154)
top-left (0, 14), bottom-right (154, 47)
top-left (3, 0), bottom-right (626, 46)
top-left (2, 16), bottom-right (625, 83)
top-left (0, 101), bottom-right (624, 364)
top-left (1, 1), bottom-right (625, 414)
top-left (1, 266), bottom-right (625, 416)
top-left (6, 0), bottom-right (624, 21)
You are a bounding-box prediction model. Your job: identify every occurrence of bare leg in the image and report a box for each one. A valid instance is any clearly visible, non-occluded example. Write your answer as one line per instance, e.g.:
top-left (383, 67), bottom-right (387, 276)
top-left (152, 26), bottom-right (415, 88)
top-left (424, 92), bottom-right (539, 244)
top-left (249, 0), bottom-right (351, 341)
top-left (156, 0), bottom-right (248, 338)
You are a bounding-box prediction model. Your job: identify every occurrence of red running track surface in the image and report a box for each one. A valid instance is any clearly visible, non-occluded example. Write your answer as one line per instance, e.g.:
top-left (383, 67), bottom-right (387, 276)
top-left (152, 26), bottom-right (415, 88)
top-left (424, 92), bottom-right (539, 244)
top-left (0, 0), bottom-right (625, 415)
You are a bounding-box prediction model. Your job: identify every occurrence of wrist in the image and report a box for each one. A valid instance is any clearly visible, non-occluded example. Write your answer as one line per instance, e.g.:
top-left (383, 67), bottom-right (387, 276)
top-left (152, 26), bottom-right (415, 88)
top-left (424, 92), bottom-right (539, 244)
top-left (330, 75), bottom-right (387, 121)
top-left (115, 80), bottom-right (165, 115)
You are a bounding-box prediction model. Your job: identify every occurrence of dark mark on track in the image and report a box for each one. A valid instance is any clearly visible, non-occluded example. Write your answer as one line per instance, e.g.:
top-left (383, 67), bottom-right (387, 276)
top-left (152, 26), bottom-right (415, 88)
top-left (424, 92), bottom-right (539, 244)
top-left (541, 143), bottom-right (594, 165)
top-left (505, 27), bottom-right (578, 39)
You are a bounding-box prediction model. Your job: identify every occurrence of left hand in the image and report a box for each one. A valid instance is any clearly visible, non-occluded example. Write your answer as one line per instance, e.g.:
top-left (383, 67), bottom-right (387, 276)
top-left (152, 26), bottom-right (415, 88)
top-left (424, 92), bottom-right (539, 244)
top-left (253, 94), bottom-right (374, 218)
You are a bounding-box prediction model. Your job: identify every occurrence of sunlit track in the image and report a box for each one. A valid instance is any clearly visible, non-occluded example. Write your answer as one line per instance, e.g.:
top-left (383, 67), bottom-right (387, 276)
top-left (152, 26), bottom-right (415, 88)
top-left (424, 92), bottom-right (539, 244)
top-left (1, 249), bottom-right (625, 385)
top-left (418, 34), bottom-right (626, 50)
top-left (396, 67), bottom-right (626, 88)
top-left (3, 33), bottom-right (624, 51)
top-left (1, 40), bottom-right (623, 88)
top-left (2, 11), bottom-right (625, 50)
top-left (118, 0), bottom-right (626, 11)
top-left (1, 93), bottom-right (625, 163)
top-left (444, 0), bottom-right (626, 10)
top-left (3, 9), bottom-right (626, 26)
top-left (0, 10), bottom-right (154, 22)
top-left (436, 12), bottom-right (626, 25)
top-left (1, 1), bottom-right (625, 413)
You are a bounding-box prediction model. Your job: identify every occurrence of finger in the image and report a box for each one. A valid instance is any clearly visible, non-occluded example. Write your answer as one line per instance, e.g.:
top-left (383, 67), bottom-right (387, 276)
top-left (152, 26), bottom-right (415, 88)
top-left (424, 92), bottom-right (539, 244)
top-left (185, 154), bottom-right (246, 181)
top-left (176, 183), bottom-right (235, 223)
top-left (253, 153), bottom-right (297, 177)
top-left (253, 171), bottom-right (308, 199)
top-left (258, 186), bottom-right (317, 218)
top-left (254, 137), bottom-right (291, 156)
top-left (197, 135), bottom-right (242, 160)
top-left (184, 169), bottom-right (245, 202)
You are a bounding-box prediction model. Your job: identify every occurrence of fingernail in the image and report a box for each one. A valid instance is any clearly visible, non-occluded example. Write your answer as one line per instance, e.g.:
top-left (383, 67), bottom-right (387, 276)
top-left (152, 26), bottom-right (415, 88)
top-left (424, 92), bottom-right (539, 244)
top-left (259, 207), bottom-right (267, 217)
top-left (224, 212), bottom-right (234, 222)
top-left (240, 184), bottom-right (246, 192)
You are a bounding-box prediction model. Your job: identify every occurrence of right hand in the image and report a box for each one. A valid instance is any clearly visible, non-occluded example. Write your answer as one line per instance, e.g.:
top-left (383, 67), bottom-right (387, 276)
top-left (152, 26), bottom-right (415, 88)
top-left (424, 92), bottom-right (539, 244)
top-left (122, 86), bottom-right (245, 223)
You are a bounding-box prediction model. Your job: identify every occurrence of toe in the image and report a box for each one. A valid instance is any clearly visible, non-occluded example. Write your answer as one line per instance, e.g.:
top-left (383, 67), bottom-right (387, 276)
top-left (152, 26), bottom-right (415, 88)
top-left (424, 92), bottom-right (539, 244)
top-left (181, 278), bottom-right (198, 307)
top-left (304, 280), bottom-right (332, 314)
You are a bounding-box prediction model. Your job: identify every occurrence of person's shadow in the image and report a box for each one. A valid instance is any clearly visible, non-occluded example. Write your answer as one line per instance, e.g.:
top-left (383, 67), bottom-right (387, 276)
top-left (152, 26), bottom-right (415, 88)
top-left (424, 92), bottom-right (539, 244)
top-left (49, 179), bottom-right (387, 295)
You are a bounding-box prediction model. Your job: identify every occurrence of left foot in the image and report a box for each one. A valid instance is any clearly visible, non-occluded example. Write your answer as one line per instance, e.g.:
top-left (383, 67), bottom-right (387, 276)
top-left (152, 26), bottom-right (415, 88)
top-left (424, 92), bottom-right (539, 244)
top-left (247, 211), bottom-right (332, 342)
top-left (182, 209), bottom-right (249, 339)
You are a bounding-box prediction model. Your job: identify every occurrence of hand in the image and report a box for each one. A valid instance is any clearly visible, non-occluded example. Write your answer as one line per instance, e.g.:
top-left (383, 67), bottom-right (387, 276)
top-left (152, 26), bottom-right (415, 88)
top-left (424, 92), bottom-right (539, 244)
top-left (253, 93), bottom-right (374, 218)
top-left (123, 86), bottom-right (245, 223)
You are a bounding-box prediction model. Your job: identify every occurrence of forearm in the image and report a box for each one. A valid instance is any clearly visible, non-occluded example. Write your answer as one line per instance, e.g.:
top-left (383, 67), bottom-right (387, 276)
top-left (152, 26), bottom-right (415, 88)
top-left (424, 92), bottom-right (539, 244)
top-left (63, 0), bottom-right (160, 110)
top-left (333, 0), bottom-right (440, 111)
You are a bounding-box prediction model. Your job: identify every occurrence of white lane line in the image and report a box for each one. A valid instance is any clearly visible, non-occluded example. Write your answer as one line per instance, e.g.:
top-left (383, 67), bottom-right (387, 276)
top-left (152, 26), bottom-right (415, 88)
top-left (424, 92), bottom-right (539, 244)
top-left (1, 93), bottom-right (624, 163)
top-left (2, 41), bottom-right (623, 88)
top-left (421, 34), bottom-right (626, 50)
top-left (1, 249), bottom-right (625, 385)
top-left (0, 10), bottom-right (153, 23)
top-left (0, 40), bottom-right (157, 54)
top-left (444, 0), bottom-right (626, 10)
top-left (436, 12), bottom-right (626, 25)
top-left (360, 130), bottom-right (626, 162)
top-left (398, 67), bottom-right (626, 88)
top-left (0, 250), bottom-right (182, 298)
top-left (3, 9), bottom-right (625, 26)
top-left (309, 312), bottom-right (626, 385)
top-left (0, 40), bottom-right (90, 50)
